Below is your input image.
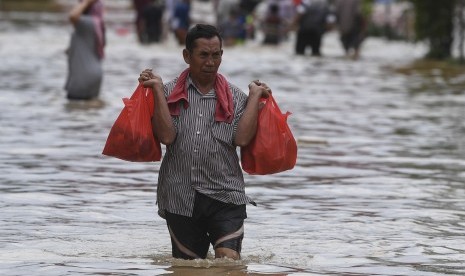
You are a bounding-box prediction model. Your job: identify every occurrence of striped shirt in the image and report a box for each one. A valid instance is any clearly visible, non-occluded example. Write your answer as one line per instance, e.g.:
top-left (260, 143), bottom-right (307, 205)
top-left (156, 75), bottom-right (255, 218)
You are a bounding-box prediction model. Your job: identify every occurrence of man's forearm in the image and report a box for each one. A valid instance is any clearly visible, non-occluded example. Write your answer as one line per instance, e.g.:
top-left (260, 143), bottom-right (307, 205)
top-left (234, 93), bottom-right (262, 147)
top-left (151, 88), bottom-right (176, 145)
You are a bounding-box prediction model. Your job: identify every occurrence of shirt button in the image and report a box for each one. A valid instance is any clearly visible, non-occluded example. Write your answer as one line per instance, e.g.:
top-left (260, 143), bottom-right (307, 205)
top-left (196, 131), bottom-right (200, 135)
top-left (199, 113), bottom-right (203, 117)
top-left (194, 149), bottom-right (198, 153)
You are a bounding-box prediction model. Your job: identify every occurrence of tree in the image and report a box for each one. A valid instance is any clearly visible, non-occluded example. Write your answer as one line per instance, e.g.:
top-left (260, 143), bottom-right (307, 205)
top-left (409, 0), bottom-right (456, 59)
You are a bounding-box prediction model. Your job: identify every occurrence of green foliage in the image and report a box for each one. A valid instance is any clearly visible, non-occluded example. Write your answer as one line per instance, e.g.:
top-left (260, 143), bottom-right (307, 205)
top-left (409, 0), bottom-right (456, 59)
top-left (362, 0), bottom-right (375, 18)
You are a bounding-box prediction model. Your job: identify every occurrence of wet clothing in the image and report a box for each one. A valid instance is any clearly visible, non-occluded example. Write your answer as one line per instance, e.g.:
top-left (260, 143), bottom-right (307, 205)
top-left (65, 16), bottom-right (103, 100)
top-left (166, 191), bottom-right (246, 259)
top-left (157, 74), bottom-right (254, 219)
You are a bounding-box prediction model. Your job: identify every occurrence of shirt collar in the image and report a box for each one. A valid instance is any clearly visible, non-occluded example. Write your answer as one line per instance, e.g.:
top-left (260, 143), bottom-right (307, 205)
top-left (187, 75), bottom-right (216, 97)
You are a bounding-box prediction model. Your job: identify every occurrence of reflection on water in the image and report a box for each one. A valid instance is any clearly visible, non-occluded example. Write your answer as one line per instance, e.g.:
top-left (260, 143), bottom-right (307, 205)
top-left (1, 13), bottom-right (465, 276)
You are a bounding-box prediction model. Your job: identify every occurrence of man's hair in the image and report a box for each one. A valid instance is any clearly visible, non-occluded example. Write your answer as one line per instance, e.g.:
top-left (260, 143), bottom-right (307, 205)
top-left (185, 24), bottom-right (223, 52)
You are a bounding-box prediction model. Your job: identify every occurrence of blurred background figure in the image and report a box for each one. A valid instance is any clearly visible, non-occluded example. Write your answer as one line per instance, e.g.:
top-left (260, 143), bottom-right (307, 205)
top-left (254, 0), bottom-right (296, 43)
top-left (334, 0), bottom-right (367, 60)
top-left (239, 0), bottom-right (261, 40)
top-left (141, 0), bottom-right (165, 43)
top-left (261, 3), bottom-right (283, 45)
top-left (218, 6), bottom-right (246, 46)
top-left (293, 0), bottom-right (330, 56)
top-left (132, 0), bottom-right (151, 43)
top-left (163, 0), bottom-right (180, 41)
top-left (276, 0), bottom-right (297, 41)
top-left (215, 0), bottom-right (260, 46)
top-left (369, 0), bottom-right (414, 41)
top-left (215, 0), bottom-right (240, 27)
top-left (65, 0), bottom-right (106, 101)
top-left (172, 0), bottom-right (191, 45)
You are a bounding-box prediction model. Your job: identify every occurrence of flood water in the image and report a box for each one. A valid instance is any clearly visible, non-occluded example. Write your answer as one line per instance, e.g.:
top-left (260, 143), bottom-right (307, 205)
top-left (1, 8), bottom-right (465, 276)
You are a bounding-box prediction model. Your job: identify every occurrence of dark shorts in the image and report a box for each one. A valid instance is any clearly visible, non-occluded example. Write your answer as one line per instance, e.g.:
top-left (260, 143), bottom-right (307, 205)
top-left (165, 192), bottom-right (247, 259)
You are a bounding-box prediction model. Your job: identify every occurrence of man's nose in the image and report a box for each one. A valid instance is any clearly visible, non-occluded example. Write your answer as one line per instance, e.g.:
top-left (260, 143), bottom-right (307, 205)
top-left (205, 56), bottom-right (215, 65)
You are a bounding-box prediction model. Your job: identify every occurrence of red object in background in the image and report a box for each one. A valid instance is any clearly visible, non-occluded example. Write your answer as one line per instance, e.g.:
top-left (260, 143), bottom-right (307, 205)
top-left (241, 95), bottom-right (297, 175)
top-left (115, 26), bottom-right (130, 36)
top-left (102, 84), bottom-right (162, 162)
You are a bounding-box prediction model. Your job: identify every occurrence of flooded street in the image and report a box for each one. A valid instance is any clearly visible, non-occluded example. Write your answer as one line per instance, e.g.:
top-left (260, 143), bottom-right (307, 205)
top-left (1, 8), bottom-right (465, 276)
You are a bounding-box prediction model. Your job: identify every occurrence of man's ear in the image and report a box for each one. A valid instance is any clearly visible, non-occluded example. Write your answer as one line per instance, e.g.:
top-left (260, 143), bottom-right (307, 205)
top-left (182, 49), bottom-right (190, 64)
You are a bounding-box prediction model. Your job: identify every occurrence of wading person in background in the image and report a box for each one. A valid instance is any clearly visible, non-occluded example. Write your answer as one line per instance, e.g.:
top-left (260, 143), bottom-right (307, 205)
top-left (138, 24), bottom-right (271, 260)
top-left (293, 0), bottom-right (330, 56)
top-left (262, 3), bottom-right (284, 45)
top-left (132, 0), bottom-right (151, 43)
top-left (133, 0), bottom-right (165, 44)
top-left (334, 0), bottom-right (366, 60)
top-left (65, 0), bottom-right (105, 100)
top-left (172, 0), bottom-right (191, 45)
top-left (141, 0), bottom-right (165, 43)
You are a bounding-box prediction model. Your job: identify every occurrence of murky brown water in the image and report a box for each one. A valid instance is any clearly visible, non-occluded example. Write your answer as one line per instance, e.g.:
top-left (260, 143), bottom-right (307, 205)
top-left (1, 7), bottom-right (465, 276)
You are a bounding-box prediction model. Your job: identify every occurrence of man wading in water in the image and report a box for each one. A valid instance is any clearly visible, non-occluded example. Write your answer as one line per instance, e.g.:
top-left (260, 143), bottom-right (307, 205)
top-left (138, 24), bottom-right (271, 259)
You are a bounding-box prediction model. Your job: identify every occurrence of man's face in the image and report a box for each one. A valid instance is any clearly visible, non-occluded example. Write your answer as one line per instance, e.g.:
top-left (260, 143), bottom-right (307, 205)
top-left (184, 36), bottom-right (223, 80)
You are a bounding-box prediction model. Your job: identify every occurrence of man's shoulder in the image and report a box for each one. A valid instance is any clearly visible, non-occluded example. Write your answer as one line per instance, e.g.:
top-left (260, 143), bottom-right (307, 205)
top-left (226, 81), bottom-right (248, 107)
top-left (160, 77), bottom-right (179, 98)
top-left (164, 77), bottom-right (179, 90)
top-left (165, 77), bottom-right (178, 86)
top-left (227, 82), bottom-right (242, 93)
top-left (227, 82), bottom-right (247, 99)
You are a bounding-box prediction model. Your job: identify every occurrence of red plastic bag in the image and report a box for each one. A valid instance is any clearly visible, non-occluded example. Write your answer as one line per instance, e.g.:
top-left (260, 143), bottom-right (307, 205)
top-left (102, 84), bottom-right (162, 162)
top-left (241, 95), bottom-right (297, 174)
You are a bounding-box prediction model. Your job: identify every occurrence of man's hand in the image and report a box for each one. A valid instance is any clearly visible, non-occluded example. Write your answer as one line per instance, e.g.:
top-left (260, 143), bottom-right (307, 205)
top-left (248, 80), bottom-right (271, 99)
top-left (138, 69), bottom-right (164, 93)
